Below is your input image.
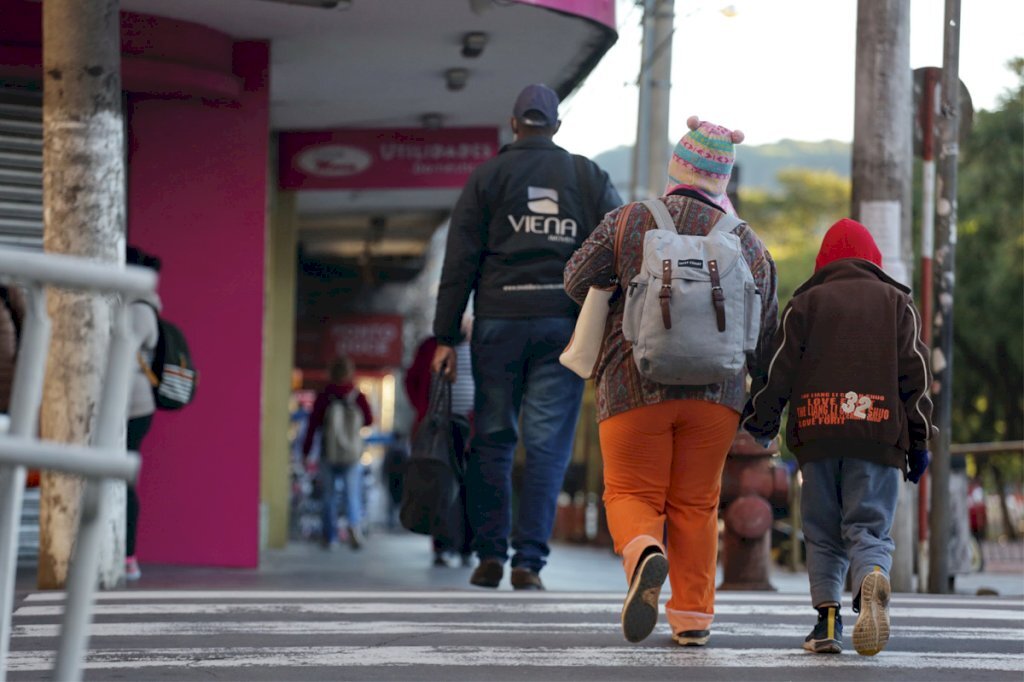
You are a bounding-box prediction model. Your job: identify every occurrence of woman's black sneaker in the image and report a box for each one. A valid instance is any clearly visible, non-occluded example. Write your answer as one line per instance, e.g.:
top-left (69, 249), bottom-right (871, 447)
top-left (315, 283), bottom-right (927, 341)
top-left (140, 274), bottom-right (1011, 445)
top-left (672, 629), bottom-right (710, 646)
top-left (621, 550), bottom-right (668, 643)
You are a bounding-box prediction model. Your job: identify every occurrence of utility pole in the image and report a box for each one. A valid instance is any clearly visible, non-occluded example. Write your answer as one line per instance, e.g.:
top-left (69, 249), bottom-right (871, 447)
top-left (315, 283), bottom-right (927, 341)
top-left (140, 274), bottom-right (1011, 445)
top-left (39, 0), bottom-right (125, 589)
top-left (928, 0), bottom-right (962, 595)
top-left (851, 0), bottom-right (914, 592)
top-left (915, 65), bottom-right (940, 591)
top-left (630, 0), bottom-right (674, 201)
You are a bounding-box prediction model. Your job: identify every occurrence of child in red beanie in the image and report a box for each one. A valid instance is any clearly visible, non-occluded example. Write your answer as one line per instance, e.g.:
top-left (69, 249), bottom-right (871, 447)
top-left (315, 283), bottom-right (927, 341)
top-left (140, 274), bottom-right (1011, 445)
top-left (742, 218), bottom-right (936, 656)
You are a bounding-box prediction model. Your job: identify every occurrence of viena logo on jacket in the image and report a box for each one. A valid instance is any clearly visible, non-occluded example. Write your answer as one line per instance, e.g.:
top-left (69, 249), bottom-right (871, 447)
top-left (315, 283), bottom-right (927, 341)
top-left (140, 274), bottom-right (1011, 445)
top-left (507, 187), bottom-right (578, 245)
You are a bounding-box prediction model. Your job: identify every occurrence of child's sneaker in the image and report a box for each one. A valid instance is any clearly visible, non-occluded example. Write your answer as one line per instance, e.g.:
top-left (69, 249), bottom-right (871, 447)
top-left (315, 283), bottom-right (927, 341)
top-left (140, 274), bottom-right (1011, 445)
top-left (620, 549), bottom-right (668, 643)
top-left (803, 603), bottom-right (843, 653)
top-left (853, 567), bottom-right (891, 656)
top-left (124, 556), bottom-right (141, 581)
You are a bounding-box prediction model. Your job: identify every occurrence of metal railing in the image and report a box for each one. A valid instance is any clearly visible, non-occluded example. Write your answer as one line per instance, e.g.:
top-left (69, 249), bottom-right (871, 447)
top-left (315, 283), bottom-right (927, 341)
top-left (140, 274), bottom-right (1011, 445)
top-left (0, 248), bottom-right (156, 681)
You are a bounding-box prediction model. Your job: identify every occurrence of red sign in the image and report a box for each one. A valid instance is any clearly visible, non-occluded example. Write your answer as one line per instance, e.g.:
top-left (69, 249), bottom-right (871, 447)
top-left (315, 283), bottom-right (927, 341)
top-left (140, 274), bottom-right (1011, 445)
top-left (326, 315), bottom-right (404, 369)
top-left (296, 315), bottom-right (404, 370)
top-left (278, 127), bottom-right (499, 190)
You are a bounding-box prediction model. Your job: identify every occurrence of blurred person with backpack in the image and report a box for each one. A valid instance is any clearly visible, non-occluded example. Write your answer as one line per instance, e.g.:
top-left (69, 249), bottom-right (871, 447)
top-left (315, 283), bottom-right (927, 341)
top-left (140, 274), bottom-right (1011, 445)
top-left (563, 117), bottom-right (778, 646)
top-left (302, 354), bottom-right (373, 550)
top-left (125, 246), bottom-right (163, 580)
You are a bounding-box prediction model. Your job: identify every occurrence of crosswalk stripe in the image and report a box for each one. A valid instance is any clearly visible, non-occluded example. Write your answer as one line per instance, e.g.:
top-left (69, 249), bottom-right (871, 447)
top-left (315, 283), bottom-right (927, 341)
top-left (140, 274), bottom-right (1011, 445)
top-left (11, 620), bottom-right (1024, 641)
top-left (14, 601), bottom-right (1024, 620)
top-left (6, 645), bottom-right (1023, 673)
top-left (22, 590), bottom-right (1024, 608)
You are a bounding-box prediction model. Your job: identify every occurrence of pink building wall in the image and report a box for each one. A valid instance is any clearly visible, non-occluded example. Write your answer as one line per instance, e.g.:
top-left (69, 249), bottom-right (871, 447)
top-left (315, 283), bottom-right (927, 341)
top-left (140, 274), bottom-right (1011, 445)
top-left (1, 0), bottom-right (271, 568)
top-left (125, 42), bottom-right (270, 568)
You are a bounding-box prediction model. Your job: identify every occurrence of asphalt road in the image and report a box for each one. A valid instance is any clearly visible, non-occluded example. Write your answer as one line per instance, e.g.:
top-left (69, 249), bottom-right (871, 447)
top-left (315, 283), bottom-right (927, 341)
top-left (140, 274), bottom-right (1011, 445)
top-left (7, 587), bottom-right (1023, 681)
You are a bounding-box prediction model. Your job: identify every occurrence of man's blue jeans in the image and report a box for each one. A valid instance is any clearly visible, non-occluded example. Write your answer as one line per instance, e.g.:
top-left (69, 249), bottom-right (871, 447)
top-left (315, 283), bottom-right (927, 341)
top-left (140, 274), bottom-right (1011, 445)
top-left (468, 317), bottom-right (584, 573)
top-left (801, 456), bottom-right (899, 608)
top-left (320, 462), bottom-right (363, 543)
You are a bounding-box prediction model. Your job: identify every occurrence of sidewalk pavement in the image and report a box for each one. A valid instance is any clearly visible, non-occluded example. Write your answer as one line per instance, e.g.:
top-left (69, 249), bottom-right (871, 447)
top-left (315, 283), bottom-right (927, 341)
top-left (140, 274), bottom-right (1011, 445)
top-left (19, 529), bottom-right (1021, 598)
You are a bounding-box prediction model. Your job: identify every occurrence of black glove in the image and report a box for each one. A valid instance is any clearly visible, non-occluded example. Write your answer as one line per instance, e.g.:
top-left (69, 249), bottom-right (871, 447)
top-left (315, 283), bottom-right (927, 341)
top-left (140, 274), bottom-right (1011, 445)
top-left (906, 448), bottom-right (930, 484)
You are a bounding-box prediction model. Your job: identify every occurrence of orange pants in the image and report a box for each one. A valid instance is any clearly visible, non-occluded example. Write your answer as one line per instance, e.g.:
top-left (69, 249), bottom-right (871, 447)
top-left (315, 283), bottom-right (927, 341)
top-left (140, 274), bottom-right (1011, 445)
top-left (599, 399), bottom-right (738, 634)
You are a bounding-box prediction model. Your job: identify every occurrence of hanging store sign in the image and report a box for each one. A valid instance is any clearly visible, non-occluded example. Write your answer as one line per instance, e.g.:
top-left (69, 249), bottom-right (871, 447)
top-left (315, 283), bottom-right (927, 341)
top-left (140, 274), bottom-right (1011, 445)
top-left (295, 314), bottom-right (405, 370)
top-left (278, 127), bottom-right (499, 190)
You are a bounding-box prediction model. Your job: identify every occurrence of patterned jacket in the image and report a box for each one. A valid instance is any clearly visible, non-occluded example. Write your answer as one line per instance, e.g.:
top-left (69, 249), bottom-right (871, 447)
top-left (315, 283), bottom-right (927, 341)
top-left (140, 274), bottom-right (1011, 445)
top-left (563, 190), bottom-right (779, 422)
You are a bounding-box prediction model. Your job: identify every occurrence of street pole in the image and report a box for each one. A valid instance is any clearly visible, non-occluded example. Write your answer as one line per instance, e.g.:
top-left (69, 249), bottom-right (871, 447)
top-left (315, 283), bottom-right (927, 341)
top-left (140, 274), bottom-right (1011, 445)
top-left (851, 0), bottom-right (915, 592)
top-left (630, 0), bottom-right (654, 202)
top-left (928, 0), bottom-right (961, 595)
top-left (39, 0), bottom-right (125, 590)
top-left (631, 0), bottom-right (674, 201)
top-left (916, 66), bottom-right (939, 591)
top-left (644, 0), bottom-right (673, 200)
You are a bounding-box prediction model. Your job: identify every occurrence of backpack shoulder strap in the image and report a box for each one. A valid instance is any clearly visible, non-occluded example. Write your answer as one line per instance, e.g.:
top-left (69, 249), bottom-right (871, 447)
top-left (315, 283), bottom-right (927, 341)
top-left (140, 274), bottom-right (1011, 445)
top-left (711, 213), bottom-right (745, 234)
top-left (640, 199), bottom-right (676, 232)
top-left (611, 205), bottom-right (632, 269)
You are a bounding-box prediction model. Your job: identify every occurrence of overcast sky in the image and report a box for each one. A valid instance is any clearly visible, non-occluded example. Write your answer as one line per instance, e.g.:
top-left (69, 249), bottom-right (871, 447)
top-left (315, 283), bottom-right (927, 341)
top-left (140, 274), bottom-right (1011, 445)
top-left (557, 0), bottom-right (1024, 158)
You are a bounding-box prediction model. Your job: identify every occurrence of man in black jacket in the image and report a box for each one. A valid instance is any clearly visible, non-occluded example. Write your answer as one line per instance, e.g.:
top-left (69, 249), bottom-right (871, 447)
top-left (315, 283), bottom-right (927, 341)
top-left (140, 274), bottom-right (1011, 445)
top-left (431, 84), bottom-right (621, 590)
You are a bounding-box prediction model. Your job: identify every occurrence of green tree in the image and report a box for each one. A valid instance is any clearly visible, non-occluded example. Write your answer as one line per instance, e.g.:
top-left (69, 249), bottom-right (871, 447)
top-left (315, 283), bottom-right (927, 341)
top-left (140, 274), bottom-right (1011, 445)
top-left (951, 58), bottom-right (1024, 536)
top-left (740, 168), bottom-right (851, 305)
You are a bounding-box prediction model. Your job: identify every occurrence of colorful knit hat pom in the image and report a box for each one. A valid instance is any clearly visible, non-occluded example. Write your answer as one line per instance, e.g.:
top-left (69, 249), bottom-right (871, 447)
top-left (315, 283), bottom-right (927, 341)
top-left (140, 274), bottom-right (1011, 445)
top-left (666, 116), bottom-right (744, 214)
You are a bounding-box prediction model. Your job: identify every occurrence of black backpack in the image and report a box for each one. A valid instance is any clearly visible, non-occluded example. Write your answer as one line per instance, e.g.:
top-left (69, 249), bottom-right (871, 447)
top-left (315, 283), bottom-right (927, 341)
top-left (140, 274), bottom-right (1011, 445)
top-left (140, 305), bottom-right (198, 410)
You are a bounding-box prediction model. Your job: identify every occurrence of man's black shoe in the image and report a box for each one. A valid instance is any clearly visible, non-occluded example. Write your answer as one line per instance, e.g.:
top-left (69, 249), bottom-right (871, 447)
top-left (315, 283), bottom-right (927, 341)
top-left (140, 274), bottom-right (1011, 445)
top-left (469, 559), bottom-right (503, 588)
top-left (510, 567), bottom-right (545, 591)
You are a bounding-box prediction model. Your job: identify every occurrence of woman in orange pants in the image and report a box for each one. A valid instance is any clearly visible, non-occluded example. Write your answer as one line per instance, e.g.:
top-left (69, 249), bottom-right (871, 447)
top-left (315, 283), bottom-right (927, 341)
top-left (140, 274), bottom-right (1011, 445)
top-left (564, 117), bottom-right (778, 646)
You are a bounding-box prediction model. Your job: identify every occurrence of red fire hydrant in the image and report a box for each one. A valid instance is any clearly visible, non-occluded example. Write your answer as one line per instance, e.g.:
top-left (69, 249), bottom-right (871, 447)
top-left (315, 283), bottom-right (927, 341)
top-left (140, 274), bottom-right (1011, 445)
top-left (718, 429), bottom-right (789, 590)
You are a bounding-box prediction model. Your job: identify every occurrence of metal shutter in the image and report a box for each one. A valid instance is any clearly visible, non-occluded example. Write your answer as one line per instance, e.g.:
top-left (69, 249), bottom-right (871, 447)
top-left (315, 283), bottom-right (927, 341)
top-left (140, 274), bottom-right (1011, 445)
top-left (0, 88), bottom-right (42, 251)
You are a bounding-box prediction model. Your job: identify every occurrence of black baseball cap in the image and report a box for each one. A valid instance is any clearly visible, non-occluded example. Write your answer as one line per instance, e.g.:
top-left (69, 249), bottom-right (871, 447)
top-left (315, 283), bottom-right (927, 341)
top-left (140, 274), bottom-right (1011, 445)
top-left (513, 84), bottom-right (560, 127)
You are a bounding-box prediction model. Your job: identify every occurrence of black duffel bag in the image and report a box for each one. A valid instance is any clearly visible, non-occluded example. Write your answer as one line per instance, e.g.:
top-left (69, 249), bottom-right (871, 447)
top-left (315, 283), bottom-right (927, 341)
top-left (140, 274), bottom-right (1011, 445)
top-left (400, 374), bottom-right (465, 537)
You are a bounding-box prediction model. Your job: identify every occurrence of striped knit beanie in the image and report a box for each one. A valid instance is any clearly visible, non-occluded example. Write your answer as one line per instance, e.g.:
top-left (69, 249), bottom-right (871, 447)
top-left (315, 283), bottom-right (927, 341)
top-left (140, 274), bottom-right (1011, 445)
top-left (665, 116), bottom-right (745, 214)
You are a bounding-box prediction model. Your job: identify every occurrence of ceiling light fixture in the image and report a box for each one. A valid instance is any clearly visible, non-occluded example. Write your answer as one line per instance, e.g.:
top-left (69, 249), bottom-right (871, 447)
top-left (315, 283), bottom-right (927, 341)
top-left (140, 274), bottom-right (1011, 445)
top-left (445, 68), bottom-right (469, 92)
top-left (461, 32), bottom-right (488, 58)
top-left (421, 113), bottom-right (444, 130)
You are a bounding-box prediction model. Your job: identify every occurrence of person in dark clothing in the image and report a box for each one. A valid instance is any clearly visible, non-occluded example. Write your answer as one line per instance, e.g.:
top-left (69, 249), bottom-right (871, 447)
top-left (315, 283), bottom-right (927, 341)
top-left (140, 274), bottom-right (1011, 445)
top-left (0, 284), bottom-right (24, 415)
top-left (302, 355), bottom-right (374, 550)
top-left (431, 84), bottom-right (622, 590)
top-left (381, 432), bottom-right (409, 531)
top-left (406, 332), bottom-right (475, 566)
top-left (743, 218), bottom-right (936, 657)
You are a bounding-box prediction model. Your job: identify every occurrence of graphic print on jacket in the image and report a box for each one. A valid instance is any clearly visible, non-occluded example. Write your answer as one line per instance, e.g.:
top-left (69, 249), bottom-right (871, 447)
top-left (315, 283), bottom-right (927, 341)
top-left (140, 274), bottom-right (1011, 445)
top-left (507, 187), bottom-right (578, 245)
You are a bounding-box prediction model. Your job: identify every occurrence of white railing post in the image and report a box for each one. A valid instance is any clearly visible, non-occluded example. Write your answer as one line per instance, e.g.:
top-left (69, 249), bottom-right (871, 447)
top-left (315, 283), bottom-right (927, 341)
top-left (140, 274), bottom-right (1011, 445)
top-left (0, 249), bottom-right (156, 681)
top-left (0, 284), bottom-right (50, 679)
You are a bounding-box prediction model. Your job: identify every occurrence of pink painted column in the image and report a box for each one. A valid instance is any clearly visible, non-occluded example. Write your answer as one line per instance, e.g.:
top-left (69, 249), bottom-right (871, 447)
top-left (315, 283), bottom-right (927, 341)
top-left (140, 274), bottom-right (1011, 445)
top-left (125, 41), bottom-right (269, 567)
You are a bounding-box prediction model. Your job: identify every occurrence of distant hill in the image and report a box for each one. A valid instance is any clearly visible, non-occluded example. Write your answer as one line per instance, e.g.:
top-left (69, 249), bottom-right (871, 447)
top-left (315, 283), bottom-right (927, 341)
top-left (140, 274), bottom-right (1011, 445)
top-left (592, 139), bottom-right (851, 195)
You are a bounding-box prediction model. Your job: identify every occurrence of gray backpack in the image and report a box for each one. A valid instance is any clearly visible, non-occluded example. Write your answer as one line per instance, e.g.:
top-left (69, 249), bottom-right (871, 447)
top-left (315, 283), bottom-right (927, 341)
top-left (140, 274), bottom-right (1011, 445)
top-left (621, 199), bottom-right (761, 385)
top-left (322, 393), bottom-right (363, 466)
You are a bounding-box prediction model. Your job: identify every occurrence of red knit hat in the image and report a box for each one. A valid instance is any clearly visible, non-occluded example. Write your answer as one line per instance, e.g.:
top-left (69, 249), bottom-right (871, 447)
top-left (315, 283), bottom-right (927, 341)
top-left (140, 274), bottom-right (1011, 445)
top-left (815, 218), bottom-right (883, 272)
